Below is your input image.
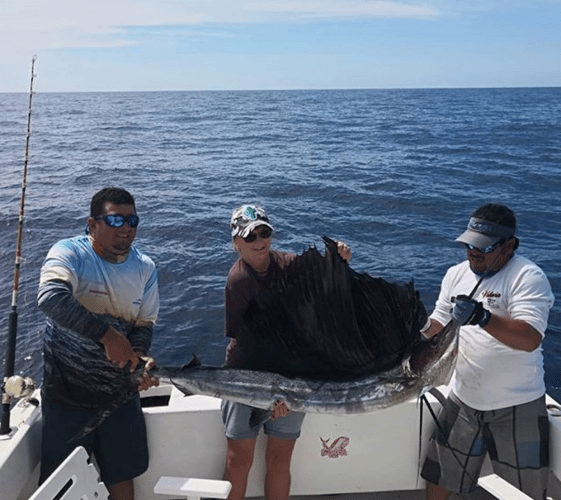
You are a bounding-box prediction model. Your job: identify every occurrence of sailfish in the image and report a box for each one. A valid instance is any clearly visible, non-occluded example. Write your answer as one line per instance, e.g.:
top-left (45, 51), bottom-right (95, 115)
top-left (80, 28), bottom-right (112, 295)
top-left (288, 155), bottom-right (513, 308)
top-left (72, 237), bottom-right (458, 440)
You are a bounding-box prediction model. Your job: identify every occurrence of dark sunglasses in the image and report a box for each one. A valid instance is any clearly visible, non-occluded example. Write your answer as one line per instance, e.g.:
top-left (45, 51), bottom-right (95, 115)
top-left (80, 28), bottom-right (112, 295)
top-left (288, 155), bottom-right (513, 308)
top-left (464, 239), bottom-right (504, 254)
top-left (243, 227), bottom-right (272, 243)
top-left (95, 214), bottom-right (140, 228)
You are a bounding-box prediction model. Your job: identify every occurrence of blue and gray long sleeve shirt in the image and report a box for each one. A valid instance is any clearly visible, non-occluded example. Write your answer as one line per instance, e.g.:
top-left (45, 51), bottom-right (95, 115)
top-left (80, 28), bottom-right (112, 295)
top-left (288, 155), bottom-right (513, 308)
top-left (38, 235), bottom-right (159, 410)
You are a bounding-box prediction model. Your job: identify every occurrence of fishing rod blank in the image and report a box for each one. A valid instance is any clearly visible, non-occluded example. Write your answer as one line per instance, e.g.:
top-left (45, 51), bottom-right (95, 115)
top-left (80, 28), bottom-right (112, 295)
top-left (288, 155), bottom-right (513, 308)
top-left (1, 56), bottom-right (38, 436)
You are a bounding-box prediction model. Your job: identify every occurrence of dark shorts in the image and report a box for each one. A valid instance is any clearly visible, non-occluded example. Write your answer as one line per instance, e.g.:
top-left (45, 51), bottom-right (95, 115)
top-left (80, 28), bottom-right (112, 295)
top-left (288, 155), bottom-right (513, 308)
top-left (40, 395), bottom-right (149, 486)
top-left (221, 400), bottom-right (305, 440)
top-left (421, 392), bottom-right (549, 500)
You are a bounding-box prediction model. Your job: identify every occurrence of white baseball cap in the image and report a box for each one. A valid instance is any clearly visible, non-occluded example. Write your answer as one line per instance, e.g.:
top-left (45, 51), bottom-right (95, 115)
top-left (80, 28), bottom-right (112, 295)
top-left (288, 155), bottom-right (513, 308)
top-left (230, 204), bottom-right (274, 239)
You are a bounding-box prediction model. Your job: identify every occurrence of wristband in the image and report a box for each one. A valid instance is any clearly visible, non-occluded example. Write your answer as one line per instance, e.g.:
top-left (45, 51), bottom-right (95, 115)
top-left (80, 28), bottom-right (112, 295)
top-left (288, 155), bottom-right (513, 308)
top-left (478, 309), bottom-right (491, 328)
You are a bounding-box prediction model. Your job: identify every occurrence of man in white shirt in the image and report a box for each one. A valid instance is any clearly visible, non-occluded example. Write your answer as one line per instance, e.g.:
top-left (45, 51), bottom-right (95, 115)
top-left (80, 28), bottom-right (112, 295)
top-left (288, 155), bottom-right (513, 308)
top-left (420, 203), bottom-right (554, 500)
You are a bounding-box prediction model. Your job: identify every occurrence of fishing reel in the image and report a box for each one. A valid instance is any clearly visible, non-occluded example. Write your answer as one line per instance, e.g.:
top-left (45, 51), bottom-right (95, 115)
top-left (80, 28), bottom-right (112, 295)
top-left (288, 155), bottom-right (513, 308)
top-left (1, 375), bottom-right (37, 404)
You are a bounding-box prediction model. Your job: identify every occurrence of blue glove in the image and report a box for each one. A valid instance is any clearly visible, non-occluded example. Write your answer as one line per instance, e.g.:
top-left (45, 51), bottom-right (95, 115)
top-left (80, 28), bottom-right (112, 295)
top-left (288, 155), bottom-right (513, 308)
top-left (451, 295), bottom-right (491, 327)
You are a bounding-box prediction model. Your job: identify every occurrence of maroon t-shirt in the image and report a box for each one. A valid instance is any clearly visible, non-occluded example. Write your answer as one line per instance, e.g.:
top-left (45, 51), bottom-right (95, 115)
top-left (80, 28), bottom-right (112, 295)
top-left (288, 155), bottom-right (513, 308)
top-left (224, 250), bottom-right (295, 368)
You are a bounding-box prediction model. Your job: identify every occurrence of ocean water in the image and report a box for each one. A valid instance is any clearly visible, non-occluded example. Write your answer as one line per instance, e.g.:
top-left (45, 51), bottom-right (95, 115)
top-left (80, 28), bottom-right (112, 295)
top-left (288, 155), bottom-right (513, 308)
top-left (1, 88), bottom-right (560, 399)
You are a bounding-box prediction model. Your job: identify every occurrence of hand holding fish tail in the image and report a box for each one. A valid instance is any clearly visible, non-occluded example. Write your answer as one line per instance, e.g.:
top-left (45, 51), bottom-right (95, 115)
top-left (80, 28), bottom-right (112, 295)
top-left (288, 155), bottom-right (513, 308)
top-left (136, 355), bottom-right (159, 391)
top-left (100, 326), bottom-right (139, 372)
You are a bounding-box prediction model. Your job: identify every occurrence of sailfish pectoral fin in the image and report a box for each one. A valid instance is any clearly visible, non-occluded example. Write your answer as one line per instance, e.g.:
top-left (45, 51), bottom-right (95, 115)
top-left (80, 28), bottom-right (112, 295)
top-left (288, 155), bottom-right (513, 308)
top-left (168, 378), bottom-right (195, 397)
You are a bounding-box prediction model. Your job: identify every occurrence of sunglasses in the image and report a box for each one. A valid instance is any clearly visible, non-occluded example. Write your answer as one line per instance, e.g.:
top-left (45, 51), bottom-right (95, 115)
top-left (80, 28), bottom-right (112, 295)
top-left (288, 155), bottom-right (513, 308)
top-left (95, 214), bottom-right (140, 228)
top-left (464, 239), bottom-right (504, 254)
top-left (243, 227), bottom-right (272, 243)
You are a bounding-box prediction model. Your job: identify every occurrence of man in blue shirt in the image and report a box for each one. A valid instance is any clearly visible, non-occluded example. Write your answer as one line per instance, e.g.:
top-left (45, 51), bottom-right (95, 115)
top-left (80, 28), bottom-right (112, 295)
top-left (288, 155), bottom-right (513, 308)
top-left (38, 187), bottom-right (159, 500)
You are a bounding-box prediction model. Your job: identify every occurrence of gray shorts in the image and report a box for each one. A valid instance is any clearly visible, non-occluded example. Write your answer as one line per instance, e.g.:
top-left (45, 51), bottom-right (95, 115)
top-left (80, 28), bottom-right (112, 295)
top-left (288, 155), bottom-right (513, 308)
top-left (221, 400), bottom-right (305, 441)
top-left (421, 392), bottom-right (549, 500)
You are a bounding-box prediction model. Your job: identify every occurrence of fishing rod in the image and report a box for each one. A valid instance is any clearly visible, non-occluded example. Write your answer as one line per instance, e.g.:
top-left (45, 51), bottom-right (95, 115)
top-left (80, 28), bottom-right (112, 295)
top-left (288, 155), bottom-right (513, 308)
top-left (0, 56), bottom-right (38, 436)
top-left (427, 245), bottom-right (506, 348)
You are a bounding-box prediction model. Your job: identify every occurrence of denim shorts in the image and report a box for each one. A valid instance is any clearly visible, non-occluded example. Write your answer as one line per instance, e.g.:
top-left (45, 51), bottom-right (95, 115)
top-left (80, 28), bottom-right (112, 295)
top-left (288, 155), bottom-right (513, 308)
top-left (40, 395), bottom-right (149, 486)
top-left (421, 392), bottom-right (549, 500)
top-left (221, 399), bottom-right (305, 440)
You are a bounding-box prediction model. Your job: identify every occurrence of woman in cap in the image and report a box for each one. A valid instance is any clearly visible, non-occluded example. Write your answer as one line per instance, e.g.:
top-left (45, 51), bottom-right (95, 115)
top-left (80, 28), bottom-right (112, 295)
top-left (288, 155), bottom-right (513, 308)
top-left (221, 204), bottom-right (351, 500)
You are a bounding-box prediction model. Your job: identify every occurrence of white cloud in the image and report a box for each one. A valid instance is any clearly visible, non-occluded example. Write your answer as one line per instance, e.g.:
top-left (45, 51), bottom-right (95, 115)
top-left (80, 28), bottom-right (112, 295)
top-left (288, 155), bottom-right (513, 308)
top-left (233, 1), bottom-right (440, 21)
top-left (1, 0), bottom-right (440, 51)
top-left (0, 0), bottom-right (444, 91)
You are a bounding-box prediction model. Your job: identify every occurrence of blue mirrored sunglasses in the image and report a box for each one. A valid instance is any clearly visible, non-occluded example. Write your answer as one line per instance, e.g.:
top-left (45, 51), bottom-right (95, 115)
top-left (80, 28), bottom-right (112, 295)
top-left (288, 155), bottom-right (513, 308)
top-left (95, 214), bottom-right (140, 228)
top-left (464, 239), bottom-right (504, 254)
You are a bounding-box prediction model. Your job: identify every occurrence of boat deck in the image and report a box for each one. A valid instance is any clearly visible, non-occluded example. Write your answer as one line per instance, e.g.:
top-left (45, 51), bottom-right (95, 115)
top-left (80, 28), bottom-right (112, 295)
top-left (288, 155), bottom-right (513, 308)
top-left (276, 492), bottom-right (490, 499)
top-left (3, 387), bottom-right (561, 500)
top-left (281, 474), bottom-right (561, 500)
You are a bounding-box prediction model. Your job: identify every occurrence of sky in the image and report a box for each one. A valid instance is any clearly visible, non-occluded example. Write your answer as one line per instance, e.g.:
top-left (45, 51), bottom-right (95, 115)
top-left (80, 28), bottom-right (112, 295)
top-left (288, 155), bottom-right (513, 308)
top-left (1, 0), bottom-right (560, 93)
